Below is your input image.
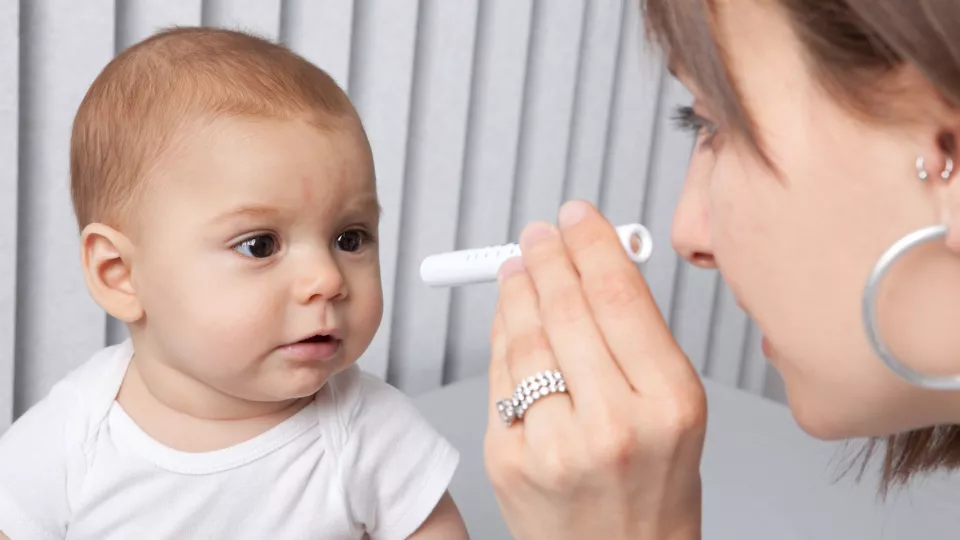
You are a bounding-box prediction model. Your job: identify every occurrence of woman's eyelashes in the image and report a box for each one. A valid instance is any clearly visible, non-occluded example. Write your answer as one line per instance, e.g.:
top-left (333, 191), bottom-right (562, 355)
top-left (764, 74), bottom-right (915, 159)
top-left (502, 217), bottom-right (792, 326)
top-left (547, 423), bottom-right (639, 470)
top-left (673, 105), bottom-right (719, 149)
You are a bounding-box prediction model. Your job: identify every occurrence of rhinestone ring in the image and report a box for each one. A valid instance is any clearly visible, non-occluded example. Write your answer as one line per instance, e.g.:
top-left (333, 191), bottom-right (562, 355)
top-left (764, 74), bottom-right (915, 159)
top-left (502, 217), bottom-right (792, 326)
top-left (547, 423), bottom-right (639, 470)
top-left (496, 370), bottom-right (567, 426)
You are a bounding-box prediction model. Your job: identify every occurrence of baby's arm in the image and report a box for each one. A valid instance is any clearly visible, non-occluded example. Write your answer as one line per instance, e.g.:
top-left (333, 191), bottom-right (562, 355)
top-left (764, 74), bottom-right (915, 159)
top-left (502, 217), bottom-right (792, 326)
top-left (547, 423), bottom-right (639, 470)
top-left (407, 491), bottom-right (469, 539)
top-left (0, 381), bottom-right (78, 540)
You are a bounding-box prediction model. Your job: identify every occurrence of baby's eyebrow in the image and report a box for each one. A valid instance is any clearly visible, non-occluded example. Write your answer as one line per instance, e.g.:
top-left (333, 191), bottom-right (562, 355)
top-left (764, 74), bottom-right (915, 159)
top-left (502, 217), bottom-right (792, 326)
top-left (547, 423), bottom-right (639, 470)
top-left (210, 204), bottom-right (283, 225)
top-left (342, 193), bottom-right (382, 219)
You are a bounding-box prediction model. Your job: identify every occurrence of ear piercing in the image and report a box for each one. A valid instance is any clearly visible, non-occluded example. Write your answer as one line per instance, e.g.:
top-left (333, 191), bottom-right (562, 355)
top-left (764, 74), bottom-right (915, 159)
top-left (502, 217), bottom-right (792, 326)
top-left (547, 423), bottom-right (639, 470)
top-left (916, 155), bottom-right (954, 182)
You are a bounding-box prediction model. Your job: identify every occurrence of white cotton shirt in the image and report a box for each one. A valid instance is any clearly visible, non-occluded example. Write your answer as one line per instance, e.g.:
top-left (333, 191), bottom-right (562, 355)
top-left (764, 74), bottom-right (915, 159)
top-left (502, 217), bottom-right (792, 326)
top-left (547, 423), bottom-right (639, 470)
top-left (0, 340), bottom-right (459, 540)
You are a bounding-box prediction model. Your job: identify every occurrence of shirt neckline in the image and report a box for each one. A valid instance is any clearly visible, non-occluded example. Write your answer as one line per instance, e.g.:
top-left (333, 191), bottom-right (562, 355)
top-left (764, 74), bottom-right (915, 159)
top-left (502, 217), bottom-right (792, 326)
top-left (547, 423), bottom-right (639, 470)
top-left (105, 341), bottom-right (321, 475)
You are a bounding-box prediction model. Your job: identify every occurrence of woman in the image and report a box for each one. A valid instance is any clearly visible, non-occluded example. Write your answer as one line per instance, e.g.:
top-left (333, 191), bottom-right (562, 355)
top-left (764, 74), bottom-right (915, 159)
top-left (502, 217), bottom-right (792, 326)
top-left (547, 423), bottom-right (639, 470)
top-left (484, 1), bottom-right (960, 538)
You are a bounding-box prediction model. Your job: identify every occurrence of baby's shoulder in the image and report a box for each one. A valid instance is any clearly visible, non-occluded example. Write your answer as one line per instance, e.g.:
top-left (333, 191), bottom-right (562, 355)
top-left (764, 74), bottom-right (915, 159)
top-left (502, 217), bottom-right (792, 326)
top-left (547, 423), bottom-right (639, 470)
top-left (63, 341), bottom-right (132, 392)
top-left (6, 342), bottom-right (132, 447)
top-left (0, 343), bottom-right (131, 538)
top-left (311, 366), bottom-right (460, 539)
top-left (58, 341), bottom-right (132, 421)
top-left (314, 364), bottom-right (425, 441)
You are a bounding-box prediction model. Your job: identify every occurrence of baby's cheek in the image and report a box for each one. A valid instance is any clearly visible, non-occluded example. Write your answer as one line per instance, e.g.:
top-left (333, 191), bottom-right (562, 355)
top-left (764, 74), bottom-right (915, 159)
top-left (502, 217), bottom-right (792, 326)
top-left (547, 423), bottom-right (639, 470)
top-left (172, 277), bottom-right (279, 350)
top-left (200, 292), bottom-right (277, 339)
top-left (352, 283), bottom-right (383, 334)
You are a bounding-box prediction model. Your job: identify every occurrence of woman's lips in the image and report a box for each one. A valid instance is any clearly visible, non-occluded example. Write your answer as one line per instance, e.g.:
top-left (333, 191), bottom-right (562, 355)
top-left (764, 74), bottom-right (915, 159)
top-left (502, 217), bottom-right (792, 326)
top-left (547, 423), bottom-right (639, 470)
top-left (761, 336), bottom-right (774, 358)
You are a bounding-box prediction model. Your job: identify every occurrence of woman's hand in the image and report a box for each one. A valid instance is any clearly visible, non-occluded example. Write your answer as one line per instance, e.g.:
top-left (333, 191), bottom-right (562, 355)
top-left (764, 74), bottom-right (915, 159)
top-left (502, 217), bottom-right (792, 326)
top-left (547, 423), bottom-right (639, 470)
top-left (484, 200), bottom-right (707, 540)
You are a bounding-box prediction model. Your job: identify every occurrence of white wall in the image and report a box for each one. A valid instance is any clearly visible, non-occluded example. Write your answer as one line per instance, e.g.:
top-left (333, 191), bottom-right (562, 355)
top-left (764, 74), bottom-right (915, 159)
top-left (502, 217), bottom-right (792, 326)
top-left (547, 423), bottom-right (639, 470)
top-left (0, 0), bottom-right (785, 432)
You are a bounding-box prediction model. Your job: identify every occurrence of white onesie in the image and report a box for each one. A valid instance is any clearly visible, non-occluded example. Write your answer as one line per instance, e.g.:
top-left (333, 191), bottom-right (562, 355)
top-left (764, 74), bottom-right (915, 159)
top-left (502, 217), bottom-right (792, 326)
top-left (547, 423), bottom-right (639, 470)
top-left (0, 340), bottom-right (459, 540)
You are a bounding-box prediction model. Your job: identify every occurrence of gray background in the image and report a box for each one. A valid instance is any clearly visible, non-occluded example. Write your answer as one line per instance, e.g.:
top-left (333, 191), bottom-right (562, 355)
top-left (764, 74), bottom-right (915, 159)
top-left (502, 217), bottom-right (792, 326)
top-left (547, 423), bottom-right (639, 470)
top-left (0, 0), bottom-right (785, 432)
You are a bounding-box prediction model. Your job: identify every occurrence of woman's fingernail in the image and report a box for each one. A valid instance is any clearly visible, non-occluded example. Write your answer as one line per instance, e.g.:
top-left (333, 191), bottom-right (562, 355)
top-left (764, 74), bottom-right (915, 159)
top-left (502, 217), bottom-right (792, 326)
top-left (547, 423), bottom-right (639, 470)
top-left (559, 200), bottom-right (589, 229)
top-left (498, 257), bottom-right (525, 282)
top-left (519, 222), bottom-right (558, 250)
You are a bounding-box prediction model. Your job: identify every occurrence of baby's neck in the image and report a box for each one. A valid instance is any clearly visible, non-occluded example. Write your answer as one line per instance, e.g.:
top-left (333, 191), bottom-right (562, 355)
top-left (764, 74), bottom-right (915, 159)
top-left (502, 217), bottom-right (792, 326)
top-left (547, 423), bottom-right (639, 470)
top-left (116, 346), bottom-right (312, 453)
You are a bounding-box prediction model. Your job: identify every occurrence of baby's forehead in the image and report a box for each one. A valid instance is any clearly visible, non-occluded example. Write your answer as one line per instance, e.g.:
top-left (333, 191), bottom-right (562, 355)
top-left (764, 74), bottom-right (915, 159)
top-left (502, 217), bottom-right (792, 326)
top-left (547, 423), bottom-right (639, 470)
top-left (71, 27), bottom-right (360, 232)
top-left (141, 115), bottom-right (375, 217)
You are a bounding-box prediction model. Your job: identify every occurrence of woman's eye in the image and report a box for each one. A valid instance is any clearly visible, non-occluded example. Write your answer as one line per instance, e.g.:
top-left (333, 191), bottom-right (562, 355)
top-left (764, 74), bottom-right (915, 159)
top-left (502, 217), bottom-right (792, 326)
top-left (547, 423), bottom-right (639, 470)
top-left (234, 235), bottom-right (279, 259)
top-left (672, 105), bottom-right (718, 145)
top-left (336, 230), bottom-right (370, 253)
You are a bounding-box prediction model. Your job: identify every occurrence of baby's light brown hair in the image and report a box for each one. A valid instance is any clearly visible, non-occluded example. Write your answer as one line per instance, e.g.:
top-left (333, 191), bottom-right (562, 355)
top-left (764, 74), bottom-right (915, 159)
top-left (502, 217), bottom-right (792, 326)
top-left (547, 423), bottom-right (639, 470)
top-left (70, 26), bottom-right (357, 231)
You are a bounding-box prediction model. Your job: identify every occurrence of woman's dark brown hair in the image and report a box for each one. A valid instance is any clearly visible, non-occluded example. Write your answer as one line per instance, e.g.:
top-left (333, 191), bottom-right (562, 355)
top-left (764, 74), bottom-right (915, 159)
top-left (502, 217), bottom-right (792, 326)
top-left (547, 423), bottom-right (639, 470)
top-left (640, 0), bottom-right (960, 494)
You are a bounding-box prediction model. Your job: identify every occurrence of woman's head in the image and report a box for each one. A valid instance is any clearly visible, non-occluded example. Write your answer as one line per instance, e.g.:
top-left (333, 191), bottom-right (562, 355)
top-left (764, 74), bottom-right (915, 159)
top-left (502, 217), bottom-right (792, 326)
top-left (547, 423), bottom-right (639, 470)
top-left (643, 0), bottom-right (960, 488)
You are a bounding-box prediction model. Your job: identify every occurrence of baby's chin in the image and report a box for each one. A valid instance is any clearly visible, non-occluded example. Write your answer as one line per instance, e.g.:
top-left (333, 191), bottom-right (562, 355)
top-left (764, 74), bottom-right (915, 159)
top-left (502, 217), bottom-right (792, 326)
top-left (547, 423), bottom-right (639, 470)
top-left (254, 358), bottom-right (354, 401)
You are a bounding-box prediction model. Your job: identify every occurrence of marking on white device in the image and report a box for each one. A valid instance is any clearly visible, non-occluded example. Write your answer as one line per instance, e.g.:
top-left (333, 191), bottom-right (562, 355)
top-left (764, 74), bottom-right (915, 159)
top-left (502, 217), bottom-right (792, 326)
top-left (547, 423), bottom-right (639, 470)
top-left (419, 223), bottom-right (653, 287)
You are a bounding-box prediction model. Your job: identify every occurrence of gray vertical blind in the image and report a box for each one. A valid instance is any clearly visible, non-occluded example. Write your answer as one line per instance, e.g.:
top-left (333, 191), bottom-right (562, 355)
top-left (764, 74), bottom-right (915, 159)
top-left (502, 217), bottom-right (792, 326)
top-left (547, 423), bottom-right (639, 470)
top-left (0, 0), bottom-right (19, 433)
top-left (0, 0), bottom-right (784, 433)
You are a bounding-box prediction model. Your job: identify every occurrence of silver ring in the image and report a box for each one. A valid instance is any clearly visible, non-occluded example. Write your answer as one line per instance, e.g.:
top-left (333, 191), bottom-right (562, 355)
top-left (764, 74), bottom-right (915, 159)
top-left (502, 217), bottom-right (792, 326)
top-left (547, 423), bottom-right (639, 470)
top-left (862, 224), bottom-right (960, 389)
top-left (496, 370), bottom-right (567, 426)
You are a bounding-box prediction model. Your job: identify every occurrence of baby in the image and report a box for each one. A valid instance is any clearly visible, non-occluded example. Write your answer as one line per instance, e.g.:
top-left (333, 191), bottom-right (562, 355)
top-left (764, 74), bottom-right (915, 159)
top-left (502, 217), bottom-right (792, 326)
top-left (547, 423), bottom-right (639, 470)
top-left (0, 27), bottom-right (467, 539)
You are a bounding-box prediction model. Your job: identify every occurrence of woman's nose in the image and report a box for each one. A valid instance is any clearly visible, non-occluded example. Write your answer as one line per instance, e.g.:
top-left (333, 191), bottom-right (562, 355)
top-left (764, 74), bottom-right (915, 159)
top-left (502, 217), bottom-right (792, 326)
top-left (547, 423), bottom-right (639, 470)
top-left (671, 160), bottom-right (717, 269)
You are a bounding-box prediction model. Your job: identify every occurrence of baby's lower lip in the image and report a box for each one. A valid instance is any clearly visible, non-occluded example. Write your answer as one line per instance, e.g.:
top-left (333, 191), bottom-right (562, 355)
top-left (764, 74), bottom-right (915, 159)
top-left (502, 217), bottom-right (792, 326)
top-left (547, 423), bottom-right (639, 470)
top-left (280, 339), bottom-right (342, 362)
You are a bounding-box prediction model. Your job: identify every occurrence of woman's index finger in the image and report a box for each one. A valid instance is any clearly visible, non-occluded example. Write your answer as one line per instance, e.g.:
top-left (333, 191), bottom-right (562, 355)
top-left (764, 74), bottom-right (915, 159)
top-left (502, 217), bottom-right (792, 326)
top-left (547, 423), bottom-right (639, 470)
top-left (558, 201), bottom-right (692, 391)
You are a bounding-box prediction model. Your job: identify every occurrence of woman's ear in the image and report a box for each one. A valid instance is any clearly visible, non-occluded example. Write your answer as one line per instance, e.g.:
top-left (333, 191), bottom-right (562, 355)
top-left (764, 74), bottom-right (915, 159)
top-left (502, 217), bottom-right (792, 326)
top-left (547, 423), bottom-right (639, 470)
top-left (947, 183), bottom-right (960, 252)
top-left (916, 128), bottom-right (960, 251)
top-left (937, 133), bottom-right (960, 252)
top-left (80, 223), bottom-right (144, 323)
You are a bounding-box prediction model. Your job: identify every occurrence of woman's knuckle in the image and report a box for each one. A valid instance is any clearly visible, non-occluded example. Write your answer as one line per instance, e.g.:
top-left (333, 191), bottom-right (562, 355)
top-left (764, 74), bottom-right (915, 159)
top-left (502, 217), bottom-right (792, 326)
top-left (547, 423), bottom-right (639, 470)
top-left (589, 419), bottom-right (641, 471)
top-left (507, 330), bottom-right (551, 364)
top-left (587, 270), bottom-right (643, 313)
top-left (489, 317), bottom-right (504, 345)
top-left (574, 226), bottom-right (606, 253)
top-left (485, 439), bottom-right (522, 487)
top-left (659, 387), bottom-right (708, 438)
top-left (541, 284), bottom-right (586, 325)
top-left (538, 444), bottom-right (577, 490)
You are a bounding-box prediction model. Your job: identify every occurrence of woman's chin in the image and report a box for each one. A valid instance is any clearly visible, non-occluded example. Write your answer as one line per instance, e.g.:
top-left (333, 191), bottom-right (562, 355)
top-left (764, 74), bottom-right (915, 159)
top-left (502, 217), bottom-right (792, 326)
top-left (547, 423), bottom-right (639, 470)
top-left (780, 377), bottom-right (864, 441)
top-left (788, 405), bottom-right (851, 441)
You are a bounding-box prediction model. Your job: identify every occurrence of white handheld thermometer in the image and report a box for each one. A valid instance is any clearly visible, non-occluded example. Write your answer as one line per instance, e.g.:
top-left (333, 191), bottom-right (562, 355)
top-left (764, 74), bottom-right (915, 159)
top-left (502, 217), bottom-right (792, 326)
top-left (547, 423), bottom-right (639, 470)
top-left (420, 223), bottom-right (653, 287)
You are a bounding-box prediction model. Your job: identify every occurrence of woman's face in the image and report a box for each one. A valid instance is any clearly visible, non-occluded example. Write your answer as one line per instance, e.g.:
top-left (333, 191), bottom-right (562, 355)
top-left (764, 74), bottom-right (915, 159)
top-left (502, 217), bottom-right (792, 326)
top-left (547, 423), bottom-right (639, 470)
top-left (670, 0), bottom-right (960, 439)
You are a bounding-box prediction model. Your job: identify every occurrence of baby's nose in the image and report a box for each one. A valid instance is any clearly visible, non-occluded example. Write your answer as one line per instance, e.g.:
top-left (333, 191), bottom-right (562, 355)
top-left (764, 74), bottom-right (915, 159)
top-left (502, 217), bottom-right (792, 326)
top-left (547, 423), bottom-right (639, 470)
top-left (295, 258), bottom-right (346, 302)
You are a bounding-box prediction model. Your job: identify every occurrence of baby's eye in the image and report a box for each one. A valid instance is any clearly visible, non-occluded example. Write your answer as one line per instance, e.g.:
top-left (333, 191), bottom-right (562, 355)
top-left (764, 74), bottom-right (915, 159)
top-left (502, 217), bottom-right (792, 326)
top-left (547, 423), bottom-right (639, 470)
top-left (234, 234), bottom-right (279, 259)
top-left (336, 230), bottom-right (371, 253)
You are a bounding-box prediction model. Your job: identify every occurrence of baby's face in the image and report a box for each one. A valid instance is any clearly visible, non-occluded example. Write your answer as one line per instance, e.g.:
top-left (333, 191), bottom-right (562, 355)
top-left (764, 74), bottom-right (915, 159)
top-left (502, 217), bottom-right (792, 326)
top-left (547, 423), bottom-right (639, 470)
top-left (130, 115), bottom-right (382, 402)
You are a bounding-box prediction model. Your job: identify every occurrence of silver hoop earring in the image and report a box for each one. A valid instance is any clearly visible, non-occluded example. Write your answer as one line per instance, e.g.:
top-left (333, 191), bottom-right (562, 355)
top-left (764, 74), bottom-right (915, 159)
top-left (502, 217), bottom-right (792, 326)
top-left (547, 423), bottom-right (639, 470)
top-left (916, 155), bottom-right (955, 181)
top-left (862, 224), bottom-right (960, 389)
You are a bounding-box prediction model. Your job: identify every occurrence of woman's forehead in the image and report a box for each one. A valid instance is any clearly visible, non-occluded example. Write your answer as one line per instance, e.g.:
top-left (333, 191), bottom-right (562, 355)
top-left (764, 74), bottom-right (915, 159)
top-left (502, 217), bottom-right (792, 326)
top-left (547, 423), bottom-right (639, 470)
top-left (650, 0), bottom-right (792, 76)
top-left (646, 0), bottom-right (804, 166)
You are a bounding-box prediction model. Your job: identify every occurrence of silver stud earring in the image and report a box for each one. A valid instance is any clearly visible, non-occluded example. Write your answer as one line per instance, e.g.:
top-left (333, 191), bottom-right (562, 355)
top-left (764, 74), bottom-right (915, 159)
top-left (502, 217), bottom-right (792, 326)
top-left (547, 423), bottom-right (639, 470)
top-left (916, 156), bottom-right (929, 181)
top-left (916, 155), bottom-right (954, 182)
top-left (942, 156), bottom-right (954, 180)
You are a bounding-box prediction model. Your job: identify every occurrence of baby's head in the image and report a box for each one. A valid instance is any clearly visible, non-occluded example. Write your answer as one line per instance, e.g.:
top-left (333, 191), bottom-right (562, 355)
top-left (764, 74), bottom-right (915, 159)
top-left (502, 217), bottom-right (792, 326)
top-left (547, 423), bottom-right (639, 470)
top-left (73, 27), bottom-right (383, 404)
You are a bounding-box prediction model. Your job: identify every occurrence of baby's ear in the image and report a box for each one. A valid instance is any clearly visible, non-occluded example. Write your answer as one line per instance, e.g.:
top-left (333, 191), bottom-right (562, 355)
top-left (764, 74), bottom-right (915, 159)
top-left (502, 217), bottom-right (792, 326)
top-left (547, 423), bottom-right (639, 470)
top-left (80, 223), bottom-right (143, 323)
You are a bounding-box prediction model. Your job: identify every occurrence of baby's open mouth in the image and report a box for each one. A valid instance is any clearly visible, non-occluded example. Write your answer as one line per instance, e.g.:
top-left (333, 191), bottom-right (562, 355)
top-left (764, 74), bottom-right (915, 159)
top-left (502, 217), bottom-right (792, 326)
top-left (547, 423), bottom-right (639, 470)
top-left (300, 334), bottom-right (334, 344)
top-left (282, 332), bottom-right (342, 362)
